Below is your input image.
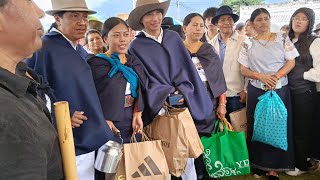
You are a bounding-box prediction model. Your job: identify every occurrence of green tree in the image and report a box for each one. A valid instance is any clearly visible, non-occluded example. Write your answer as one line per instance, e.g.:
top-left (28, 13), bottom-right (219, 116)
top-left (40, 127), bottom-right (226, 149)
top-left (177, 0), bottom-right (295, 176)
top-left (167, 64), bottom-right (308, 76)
top-left (221, 0), bottom-right (264, 15)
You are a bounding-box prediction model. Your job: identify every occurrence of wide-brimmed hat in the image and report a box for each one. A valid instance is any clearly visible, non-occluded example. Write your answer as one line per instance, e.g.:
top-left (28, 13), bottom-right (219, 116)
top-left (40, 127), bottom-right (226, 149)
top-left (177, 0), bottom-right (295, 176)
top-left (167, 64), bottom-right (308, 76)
top-left (89, 20), bottom-right (103, 32)
top-left (45, 0), bottom-right (96, 16)
top-left (128, 0), bottom-right (170, 31)
top-left (211, 5), bottom-right (239, 24)
top-left (161, 17), bottom-right (174, 29)
top-left (116, 13), bottom-right (129, 21)
top-left (314, 23), bottom-right (320, 33)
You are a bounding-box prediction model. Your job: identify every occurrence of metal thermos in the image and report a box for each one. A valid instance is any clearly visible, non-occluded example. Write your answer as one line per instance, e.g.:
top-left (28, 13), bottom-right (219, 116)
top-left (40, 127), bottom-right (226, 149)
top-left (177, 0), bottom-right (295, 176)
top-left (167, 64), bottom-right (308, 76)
top-left (95, 133), bottom-right (123, 173)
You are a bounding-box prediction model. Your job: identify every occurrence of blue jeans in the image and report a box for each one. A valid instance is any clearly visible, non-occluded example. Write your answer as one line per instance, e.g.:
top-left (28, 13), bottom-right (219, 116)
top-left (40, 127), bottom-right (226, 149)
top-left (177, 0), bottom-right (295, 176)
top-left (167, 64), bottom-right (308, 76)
top-left (226, 96), bottom-right (245, 121)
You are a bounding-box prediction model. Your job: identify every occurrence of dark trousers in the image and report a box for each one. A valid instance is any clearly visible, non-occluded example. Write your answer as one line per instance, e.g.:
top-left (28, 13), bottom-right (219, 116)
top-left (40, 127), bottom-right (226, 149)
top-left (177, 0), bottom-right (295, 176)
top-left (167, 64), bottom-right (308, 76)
top-left (194, 134), bottom-right (217, 180)
top-left (194, 154), bottom-right (206, 179)
top-left (311, 92), bottom-right (320, 160)
top-left (226, 96), bottom-right (246, 121)
top-left (95, 151), bottom-right (105, 180)
top-left (291, 90), bottom-right (316, 170)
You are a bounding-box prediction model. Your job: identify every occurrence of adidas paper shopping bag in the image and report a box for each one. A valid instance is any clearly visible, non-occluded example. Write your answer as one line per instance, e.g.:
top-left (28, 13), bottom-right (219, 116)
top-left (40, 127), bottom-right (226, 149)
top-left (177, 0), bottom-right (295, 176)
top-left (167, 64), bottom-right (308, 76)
top-left (201, 121), bottom-right (250, 178)
top-left (252, 90), bottom-right (288, 151)
top-left (123, 133), bottom-right (169, 180)
top-left (144, 107), bottom-right (203, 177)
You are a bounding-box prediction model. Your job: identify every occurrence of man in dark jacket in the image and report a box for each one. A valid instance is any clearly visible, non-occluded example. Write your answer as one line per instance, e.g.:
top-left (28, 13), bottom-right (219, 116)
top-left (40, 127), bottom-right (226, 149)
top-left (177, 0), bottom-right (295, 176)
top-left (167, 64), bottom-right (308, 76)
top-left (0, 0), bottom-right (63, 179)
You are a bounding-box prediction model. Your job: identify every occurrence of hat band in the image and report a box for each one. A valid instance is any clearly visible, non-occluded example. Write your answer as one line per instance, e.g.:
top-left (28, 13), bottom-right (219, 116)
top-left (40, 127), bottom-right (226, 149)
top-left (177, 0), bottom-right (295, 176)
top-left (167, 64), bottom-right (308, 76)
top-left (52, 6), bottom-right (91, 11)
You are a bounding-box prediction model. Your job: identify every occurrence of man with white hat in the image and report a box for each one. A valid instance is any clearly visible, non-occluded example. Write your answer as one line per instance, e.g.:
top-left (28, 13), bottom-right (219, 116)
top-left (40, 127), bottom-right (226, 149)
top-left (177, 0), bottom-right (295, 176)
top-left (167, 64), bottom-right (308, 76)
top-left (128, 0), bottom-right (214, 179)
top-left (25, 0), bottom-right (114, 179)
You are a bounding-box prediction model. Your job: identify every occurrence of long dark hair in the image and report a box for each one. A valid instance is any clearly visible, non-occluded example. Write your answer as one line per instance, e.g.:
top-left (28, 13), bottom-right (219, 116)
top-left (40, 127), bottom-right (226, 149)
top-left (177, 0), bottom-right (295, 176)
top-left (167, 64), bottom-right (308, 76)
top-left (288, 7), bottom-right (315, 60)
top-left (102, 17), bottom-right (128, 39)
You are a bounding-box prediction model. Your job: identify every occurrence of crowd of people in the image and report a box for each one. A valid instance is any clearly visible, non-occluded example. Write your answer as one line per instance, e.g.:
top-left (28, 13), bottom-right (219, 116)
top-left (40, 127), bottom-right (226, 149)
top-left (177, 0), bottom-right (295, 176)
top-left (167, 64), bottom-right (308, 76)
top-left (0, 0), bottom-right (320, 179)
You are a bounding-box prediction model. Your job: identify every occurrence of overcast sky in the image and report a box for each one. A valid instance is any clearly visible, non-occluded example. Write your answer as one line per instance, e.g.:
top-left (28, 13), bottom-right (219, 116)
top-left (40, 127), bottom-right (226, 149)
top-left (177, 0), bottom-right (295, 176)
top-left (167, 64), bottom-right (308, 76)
top-left (34, 0), bottom-right (287, 29)
top-left (34, 0), bottom-right (115, 28)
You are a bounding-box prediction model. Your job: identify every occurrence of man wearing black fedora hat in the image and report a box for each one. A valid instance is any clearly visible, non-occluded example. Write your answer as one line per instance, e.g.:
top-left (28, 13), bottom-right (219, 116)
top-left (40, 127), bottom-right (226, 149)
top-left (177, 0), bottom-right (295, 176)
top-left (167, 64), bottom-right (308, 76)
top-left (25, 0), bottom-right (115, 179)
top-left (162, 16), bottom-right (174, 29)
top-left (209, 5), bottom-right (247, 122)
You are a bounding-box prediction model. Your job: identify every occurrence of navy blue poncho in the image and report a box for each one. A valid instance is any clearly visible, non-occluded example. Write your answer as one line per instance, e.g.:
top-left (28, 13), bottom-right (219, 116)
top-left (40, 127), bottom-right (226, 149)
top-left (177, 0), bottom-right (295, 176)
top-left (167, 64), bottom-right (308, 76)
top-left (129, 30), bottom-right (213, 123)
top-left (26, 31), bottom-right (114, 155)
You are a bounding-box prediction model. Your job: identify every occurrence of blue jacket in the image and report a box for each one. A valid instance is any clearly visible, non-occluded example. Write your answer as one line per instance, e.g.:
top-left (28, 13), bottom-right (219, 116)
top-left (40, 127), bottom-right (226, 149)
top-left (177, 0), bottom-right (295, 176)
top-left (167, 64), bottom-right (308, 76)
top-left (26, 31), bottom-right (114, 155)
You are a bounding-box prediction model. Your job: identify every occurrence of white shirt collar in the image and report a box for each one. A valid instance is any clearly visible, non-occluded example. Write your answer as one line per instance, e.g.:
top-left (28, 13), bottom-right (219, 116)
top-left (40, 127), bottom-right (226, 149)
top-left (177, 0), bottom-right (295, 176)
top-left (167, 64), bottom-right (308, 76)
top-left (51, 27), bottom-right (77, 50)
top-left (205, 32), bottom-right (212, 42)
top-left (142, 28), bottom-right (163, 43)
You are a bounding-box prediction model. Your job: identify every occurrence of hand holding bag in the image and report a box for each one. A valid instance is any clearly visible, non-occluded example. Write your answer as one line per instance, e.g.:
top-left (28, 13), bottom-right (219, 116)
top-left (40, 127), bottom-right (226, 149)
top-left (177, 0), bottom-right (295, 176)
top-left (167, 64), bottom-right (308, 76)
top-left (201, 121), bottom-right (250, 178)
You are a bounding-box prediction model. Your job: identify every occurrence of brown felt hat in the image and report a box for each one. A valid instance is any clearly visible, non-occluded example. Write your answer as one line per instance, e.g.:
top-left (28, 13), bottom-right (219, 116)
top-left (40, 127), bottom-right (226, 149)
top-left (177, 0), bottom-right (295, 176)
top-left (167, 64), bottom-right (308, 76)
top-left (128, 0), bottom-right (170, 31)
